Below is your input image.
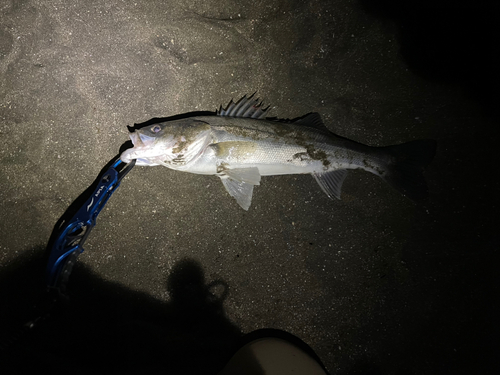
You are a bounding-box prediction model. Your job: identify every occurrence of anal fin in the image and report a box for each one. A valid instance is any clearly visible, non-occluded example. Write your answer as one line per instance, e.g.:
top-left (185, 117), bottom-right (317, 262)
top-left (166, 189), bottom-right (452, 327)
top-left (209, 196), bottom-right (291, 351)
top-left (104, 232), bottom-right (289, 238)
top-left (312, 169), bottom-right (348, 200)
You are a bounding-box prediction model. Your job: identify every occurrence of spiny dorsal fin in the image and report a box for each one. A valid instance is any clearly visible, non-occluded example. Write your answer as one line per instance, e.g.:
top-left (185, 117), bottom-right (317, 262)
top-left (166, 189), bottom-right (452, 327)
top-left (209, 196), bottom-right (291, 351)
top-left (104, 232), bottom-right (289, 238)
top-left (217, 94), bottom-right (270, 119)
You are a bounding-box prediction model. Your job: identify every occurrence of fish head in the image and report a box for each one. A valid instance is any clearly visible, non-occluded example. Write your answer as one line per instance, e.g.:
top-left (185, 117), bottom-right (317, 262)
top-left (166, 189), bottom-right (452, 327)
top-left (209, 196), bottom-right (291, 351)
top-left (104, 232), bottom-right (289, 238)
top-left (120, 119), bottom-right (212, 168)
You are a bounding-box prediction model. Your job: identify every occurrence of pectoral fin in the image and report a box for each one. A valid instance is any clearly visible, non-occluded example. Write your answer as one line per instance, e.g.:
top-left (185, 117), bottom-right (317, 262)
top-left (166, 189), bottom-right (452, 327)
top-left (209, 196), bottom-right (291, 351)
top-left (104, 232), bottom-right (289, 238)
top-left (220, 167), bottom-right (261, 185)
top-left (218, 167), bottom-right (261, 210)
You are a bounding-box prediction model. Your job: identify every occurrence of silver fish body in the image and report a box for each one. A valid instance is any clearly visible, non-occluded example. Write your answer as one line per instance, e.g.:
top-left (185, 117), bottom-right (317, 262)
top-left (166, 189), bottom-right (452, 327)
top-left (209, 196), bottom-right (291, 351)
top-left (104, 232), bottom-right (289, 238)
top-left (121, 96), bottom-right (436, 210)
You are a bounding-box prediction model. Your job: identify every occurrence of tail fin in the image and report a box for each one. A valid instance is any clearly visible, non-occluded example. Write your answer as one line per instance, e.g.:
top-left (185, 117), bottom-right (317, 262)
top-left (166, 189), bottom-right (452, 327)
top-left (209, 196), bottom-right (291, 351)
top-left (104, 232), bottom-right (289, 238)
top-left (382, 140), bottom-right (437, 200)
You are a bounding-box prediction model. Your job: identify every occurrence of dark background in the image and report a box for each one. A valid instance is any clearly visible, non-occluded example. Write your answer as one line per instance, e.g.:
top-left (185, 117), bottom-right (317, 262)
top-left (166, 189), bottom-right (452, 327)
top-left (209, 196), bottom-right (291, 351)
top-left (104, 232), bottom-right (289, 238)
top-left (1, 0), bottom-right (497, 373)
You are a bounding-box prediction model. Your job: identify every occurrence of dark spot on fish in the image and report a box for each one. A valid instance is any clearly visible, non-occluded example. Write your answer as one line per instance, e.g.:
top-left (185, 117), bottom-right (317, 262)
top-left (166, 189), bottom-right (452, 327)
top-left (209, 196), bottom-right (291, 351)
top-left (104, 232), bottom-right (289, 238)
top-left (172, 141), bottom-right (187, 154)
top-left (304, 144), bottom-right (330, 168)
top-left (216, 162), bottom-right (230, 174)
top-left (292, 152), bottom-right (310, 162)
top-left (291, 132), bottom-right (331, 168)
top-left (172, 155), bottom-right (185, 164)
top-left (362, 158), bottom-right (385, 175)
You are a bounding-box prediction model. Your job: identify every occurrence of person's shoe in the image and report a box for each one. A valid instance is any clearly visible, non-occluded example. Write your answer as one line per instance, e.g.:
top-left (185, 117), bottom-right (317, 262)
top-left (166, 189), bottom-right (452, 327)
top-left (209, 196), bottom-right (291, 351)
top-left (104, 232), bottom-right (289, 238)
top-left (218, 329), bottom-right (329, 375)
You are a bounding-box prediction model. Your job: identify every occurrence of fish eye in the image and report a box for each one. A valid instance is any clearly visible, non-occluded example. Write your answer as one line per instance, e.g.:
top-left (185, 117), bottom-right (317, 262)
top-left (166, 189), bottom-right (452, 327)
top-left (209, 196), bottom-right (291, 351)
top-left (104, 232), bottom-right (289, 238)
top-left (151, 125), bottom-right (161, 133)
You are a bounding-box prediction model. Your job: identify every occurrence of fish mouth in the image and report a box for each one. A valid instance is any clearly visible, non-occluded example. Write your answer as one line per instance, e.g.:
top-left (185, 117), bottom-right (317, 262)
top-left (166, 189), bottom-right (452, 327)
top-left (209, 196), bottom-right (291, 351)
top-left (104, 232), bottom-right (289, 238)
top-left (120, 131), bottom-right (164, 166)
top-left (138, 133), bottom-right (157, 147)
top-left (120, 147), bottom-right (135, 163)
top-left (129, 131), bottom-right (142, 147)
top-left (120, 147), bottom-right (160, 166)
top-left (126, 130), bottom-right (157, 147)
top-left (119, 132), bottom-right (150, 164)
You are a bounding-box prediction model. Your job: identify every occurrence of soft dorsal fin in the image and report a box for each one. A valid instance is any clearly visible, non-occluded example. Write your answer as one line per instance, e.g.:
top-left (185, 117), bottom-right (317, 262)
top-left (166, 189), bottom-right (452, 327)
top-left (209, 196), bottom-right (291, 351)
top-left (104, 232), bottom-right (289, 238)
top-left (217, 94), bottom-right (270, 119)
top-left (293, 113), bottom-right (330, 132)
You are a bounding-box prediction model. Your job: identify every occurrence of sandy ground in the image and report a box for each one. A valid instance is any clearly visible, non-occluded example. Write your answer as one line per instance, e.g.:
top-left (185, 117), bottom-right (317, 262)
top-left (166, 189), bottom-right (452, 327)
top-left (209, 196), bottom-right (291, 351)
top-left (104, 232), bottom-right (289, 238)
top-left (0, 0), bottom-right (497, 374)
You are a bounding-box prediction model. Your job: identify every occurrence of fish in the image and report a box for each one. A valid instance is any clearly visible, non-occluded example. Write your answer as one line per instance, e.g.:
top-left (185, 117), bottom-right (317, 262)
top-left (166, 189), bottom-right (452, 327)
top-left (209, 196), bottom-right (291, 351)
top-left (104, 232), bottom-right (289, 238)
top-left (120, 95), bottom-right (436, 210)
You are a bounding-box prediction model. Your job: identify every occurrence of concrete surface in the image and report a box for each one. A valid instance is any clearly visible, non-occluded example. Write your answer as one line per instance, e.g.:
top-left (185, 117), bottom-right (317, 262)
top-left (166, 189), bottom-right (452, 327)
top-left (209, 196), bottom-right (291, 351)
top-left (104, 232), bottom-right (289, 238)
top-left (0, 0), bottom-right (497, 374)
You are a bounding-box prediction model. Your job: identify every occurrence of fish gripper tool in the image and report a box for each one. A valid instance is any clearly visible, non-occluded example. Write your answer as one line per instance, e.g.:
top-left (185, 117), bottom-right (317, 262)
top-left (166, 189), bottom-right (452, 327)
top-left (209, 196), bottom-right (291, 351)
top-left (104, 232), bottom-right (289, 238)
top-left (45, 157), bottom-right (136, 292)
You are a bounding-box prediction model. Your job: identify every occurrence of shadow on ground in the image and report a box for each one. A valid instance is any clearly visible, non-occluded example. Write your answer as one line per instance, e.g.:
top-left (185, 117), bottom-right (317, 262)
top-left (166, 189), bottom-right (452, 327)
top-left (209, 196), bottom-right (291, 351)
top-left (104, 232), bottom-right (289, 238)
top-left (0, 252), bottom-right (241, 375)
